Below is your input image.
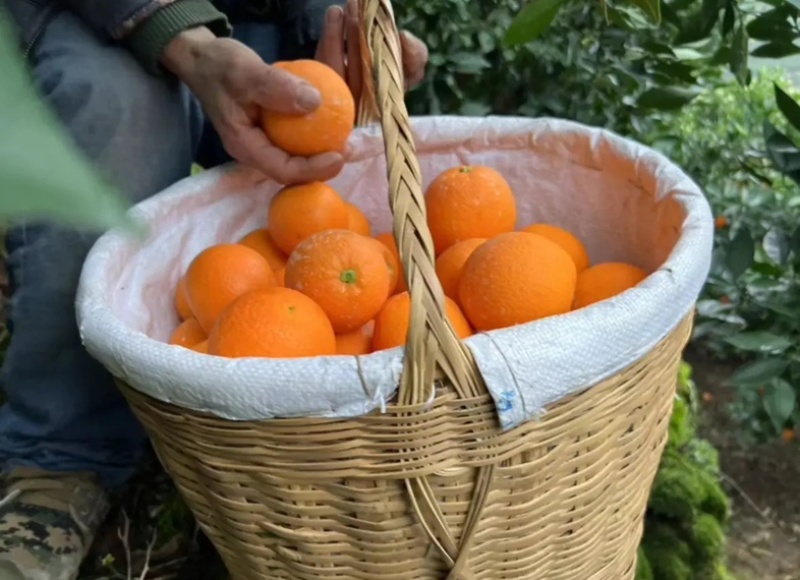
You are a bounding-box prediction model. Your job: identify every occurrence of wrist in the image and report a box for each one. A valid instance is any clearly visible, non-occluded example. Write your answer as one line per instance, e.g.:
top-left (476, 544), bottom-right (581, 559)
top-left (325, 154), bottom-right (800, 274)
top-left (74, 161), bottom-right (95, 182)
top-left (161, 26), bottom-right (216, 80)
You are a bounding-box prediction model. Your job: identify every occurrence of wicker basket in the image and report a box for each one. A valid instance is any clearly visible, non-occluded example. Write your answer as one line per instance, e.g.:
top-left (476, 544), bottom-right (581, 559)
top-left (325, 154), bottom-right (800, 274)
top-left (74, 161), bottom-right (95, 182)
top-left (106, 1), bottom-right (697, 578)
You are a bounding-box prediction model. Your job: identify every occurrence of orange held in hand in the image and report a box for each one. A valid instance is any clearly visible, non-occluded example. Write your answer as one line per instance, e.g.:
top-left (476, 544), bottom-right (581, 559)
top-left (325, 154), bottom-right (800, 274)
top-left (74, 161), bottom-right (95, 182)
top-left (184, 244), bottom-right (277, 332)
top-left (435, 238), bottom-right (486, 301)
top-left (425, 165), bottom-right (517, 255)
top-left (261, 59), bottom-right (355, 157)
top-left (268, 181), bottom-right (349, 254)
top-left (521, 223), bottom-right (590, 272)
top-left (208, 287), bottom-right (336, 358)
top-left (372, 291), bottom-right (473, 352)
top-left (458, 232), bottom-right (577, 331)
top-left (572, 262), bottom-right (648, 310)
top-left (285, 230), bottom-right (391, 334)
top-left (168, 317), bottom-right (207, 348)
top-left (238, 228), bottom-right (288, 273)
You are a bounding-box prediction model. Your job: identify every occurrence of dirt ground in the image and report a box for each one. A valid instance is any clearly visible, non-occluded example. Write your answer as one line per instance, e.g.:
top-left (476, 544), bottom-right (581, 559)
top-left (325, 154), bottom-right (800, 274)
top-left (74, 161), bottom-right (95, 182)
top-left (684, 346), bottom-right (800, 580)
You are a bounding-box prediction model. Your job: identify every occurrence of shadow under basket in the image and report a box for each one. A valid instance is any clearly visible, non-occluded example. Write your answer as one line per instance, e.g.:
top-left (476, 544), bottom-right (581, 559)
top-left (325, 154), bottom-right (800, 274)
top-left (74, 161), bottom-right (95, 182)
top-left (116, 316), bottom-right (692, 580)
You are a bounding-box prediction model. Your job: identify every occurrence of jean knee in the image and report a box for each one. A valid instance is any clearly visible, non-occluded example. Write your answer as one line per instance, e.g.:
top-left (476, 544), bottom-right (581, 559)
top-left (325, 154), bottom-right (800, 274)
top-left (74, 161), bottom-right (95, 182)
top-left (4, 225), bottom-right (96, 350)
top-left (31, 11), bottom-right (202, 203)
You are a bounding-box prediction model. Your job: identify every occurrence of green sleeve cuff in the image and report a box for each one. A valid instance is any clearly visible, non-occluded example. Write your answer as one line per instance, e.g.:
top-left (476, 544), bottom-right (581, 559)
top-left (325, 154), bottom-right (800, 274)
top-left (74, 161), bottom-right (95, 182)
top-left (126, 0), bottom-right (232, 75)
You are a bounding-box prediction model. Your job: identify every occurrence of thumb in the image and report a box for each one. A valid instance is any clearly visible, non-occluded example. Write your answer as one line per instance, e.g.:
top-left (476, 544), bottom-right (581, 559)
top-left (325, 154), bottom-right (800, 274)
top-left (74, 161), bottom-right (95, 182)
top-left (251, 65), bottom-right (322, 114)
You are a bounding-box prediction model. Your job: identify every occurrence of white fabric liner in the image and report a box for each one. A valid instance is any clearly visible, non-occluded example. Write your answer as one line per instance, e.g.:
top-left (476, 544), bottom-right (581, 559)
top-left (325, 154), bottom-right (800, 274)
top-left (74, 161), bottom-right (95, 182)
top-left (76, 116), bottom-right (713, 431)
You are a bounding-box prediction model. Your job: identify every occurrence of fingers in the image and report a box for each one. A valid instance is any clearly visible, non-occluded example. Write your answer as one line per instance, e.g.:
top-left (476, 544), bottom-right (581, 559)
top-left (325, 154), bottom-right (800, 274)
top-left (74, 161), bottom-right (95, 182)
top-left (224, 125), bottom-right (345, 185)
top-left (247, 64), bottom-right (322, 115)
top-left (400, 30), bottom-right (428, 90)
top-left (345, 0), bottom-right (363, 106)
top-left (315, 6), bottom-right (346, 77)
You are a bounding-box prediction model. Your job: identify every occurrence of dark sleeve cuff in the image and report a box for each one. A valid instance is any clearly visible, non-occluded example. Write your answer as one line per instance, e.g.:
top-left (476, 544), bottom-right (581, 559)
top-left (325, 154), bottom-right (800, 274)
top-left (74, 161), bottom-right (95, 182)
top-left (126, 0), bottom-right (232, 75)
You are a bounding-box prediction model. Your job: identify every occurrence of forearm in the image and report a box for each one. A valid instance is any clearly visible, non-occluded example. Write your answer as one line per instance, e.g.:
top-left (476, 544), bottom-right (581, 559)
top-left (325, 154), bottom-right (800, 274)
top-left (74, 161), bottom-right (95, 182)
top-left (63, 0), bottom-right (231, 75)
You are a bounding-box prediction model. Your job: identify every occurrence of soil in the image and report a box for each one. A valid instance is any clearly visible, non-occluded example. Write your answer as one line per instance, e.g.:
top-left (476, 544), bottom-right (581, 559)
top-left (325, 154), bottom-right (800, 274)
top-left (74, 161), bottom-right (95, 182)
top-left (684, 346), bottom-right (800, 580)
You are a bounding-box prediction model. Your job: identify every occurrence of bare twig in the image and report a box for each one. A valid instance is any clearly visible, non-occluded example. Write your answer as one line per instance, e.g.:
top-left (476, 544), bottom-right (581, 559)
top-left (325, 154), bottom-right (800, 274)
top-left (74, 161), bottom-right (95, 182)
top-left (138, 528), bottom-right (158, 580)
top-left (117, 511), bottom-right (133, 580)
top-left (720, 471), bottom-right (773, 522)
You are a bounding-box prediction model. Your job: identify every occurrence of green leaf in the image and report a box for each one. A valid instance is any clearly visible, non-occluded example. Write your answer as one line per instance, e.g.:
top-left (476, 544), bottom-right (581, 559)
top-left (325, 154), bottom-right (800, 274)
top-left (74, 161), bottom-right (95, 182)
top-left (627, 0), bottom-right (661, 23)
top-left (751, 41), bottom-right (800, 58)
top-left (763, 227), bottom-right (790, 265)
top-left (637, 86), bottom-right (701, 110)
top-left (763, 378), bottom-right (796, 432)
top-left (774, 82), bottom-right (800, 133)
top-left (725, 331), bottom-right (793, 353)
top-left (764, 121), bottom-right (800, 183)
top-left (0, 8), bottom-right (134, 231)
top-left (730, 21), bottom-right (749, 86)
top-left (791, 226), bottom-right (800, 258)
top-left (746, 7), bottom-right (795, 41)
top-left (725, 227), bottom-right (755, 279)
top-left (728, 358), bottom-right (790, 387)
top-left (504, 0), bottom-right (567, 46)
top-left (449, 53), bottom-right (491, 74)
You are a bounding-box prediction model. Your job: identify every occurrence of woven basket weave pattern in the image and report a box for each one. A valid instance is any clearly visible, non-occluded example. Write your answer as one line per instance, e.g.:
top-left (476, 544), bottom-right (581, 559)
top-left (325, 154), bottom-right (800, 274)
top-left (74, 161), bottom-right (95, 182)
top-left (111, 0), bottom-right (694, 577)
top-left (118, 317), bottom-right (690, 579)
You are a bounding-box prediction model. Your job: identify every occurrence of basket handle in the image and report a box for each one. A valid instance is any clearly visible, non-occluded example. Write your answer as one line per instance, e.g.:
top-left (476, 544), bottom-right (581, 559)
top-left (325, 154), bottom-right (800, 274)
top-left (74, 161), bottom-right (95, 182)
top-left (353, 2), bottom-right (496, 576)
top-left (354, 0), bottom-right (487, 406)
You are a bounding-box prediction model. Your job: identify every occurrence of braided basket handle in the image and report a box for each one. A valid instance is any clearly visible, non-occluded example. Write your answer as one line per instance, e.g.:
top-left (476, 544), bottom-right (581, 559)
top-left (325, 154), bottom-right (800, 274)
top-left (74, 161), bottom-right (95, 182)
top-left (355, 0), bottom-right (488, 406)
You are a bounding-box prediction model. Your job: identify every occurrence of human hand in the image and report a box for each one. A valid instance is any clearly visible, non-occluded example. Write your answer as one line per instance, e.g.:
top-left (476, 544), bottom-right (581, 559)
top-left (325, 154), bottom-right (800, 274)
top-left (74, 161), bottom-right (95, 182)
top-left (314, 0), bottom-right (428, 107)
top-left (162, 27), bottom-right (345, 185)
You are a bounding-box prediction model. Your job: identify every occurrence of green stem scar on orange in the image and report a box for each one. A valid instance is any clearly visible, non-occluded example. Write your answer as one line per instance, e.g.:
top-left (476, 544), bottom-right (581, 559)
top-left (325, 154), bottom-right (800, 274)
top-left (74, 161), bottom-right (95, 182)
top-left (340, 269), bottom-right (358, 284)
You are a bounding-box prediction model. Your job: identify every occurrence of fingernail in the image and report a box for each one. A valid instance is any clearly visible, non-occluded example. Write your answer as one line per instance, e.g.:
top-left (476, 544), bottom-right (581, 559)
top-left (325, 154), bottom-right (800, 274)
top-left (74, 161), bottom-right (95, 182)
top-left (327, 5), bottom-right (343, 22)
top-left (298, 84), bottom-right (322, 110)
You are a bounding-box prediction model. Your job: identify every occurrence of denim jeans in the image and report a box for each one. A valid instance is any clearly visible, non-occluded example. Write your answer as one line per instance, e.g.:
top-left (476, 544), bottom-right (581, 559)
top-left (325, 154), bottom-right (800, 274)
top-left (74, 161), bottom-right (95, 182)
top-left (0, 6), bottom-right (324, 487)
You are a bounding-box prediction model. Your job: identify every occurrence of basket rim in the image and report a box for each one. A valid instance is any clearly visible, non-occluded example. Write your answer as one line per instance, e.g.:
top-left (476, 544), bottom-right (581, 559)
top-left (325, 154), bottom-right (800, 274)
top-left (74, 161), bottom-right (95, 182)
top-left (76, 115), bottom-right (713, 430)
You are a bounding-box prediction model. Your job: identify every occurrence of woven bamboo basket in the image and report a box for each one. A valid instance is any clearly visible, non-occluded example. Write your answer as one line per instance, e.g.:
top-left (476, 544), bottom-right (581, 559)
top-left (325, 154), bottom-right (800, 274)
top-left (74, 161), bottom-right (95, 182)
top-left (110, 0), bottom-right (696, 578)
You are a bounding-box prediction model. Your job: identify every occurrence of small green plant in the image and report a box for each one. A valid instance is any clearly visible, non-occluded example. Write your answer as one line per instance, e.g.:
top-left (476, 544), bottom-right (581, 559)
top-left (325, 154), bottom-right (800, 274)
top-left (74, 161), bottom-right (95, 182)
top-left (680, 70), bottom-right (800, 441)
top-left (637, 362), bottom-right (733, 580)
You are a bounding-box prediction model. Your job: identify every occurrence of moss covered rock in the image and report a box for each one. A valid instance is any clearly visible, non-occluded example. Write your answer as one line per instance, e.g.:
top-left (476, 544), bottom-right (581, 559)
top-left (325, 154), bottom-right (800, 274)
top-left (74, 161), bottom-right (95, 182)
top-left (636, 361), bottom-right (733, 580)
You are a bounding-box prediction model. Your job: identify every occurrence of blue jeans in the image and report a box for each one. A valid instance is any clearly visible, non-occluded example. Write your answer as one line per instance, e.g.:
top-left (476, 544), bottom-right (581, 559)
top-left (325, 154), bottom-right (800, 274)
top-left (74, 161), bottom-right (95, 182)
top-left (0, 7), bottom-right (323, 487)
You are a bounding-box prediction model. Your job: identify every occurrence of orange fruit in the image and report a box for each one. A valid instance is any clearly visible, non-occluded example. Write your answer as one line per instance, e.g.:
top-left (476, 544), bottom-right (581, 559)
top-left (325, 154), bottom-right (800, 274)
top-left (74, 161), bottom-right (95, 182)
top-left (335, 321), bottom-right (375, 355)
top-left (715, 215), bottom-right (729, 229)
top-left (435, 238), bottom-right (486, 301)
top-left (458, 232), bottom-right (577, 331)
top-left (168, 317), bottom-right (207, 347)
top-left (208, 287), bottom-right (336, 358)
top-left (174, 277), bottom-right (193, 320)
top-left (189, 340), bottom-right (208, 354)
top-left (184, 244), bottom-right (277, 332)
top-left (572, 262), bottom-right (648, 310)
top-left (268, 181), bottom-right (349, 255)
top-left (274, 265), bottom-right (286, 286)
top-left (285, 230), bottom-right (391, 333)
top-left (346, 202), bottom-right (371, 236)
top-left (520, 223), bottom-right (590, 272)
top-left (425, 165), bottom-right (517, 255)
top-left (374, 232), bottom-right (406, 294)
top-left (261, 59), bottom-right (355, 157)
top-left (238, 228), bottom-right (288, 273)
top-left (372, 291), bottom-right (473, 352)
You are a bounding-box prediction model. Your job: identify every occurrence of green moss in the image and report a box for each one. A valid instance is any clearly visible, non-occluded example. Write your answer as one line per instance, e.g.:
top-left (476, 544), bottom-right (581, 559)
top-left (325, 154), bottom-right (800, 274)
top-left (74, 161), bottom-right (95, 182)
top-left (635, 546), bottom-right (654, 580)
top-left (648, 451), bottom-right (706, 520)
top-left (691, 513), bottom-right (727, 563)
top-left (643, 545), bottom-right (693, 580)
top-left (698, 469), bottom-right (731, 524)
top-left (641, 361), bottom-right (734, 580)
top-left (669, 396), bottom-right (695, 449)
